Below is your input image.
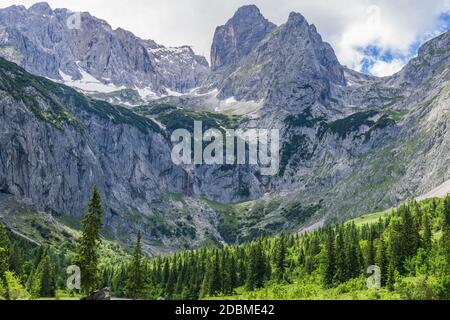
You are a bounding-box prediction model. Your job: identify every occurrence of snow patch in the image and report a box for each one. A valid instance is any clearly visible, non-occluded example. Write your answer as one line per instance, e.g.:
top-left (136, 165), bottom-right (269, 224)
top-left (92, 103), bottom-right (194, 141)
top-left (165, 88), bottom-right (183, 97)
top-left (225, 97), bottom-right (237, 104)
top-left (135, 86), bottom-right (158, 100)
top-left (58, 67), bottom-right (126, 93)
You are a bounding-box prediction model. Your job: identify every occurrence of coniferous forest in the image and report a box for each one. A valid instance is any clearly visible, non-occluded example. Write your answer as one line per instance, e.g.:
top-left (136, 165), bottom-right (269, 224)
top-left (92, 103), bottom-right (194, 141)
top-left (0, 189), bottom-right (449, 300)
top-left (0, 2), bottom-right (450, 306)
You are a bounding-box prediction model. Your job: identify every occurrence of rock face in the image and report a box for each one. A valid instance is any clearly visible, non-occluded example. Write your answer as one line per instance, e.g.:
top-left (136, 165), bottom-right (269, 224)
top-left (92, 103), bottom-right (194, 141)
top-left (180, 6), bottom-right (449, 228)
top-left (0, 58), bottom-right (224, 254)
top-left (209, 11), bottom-right (345, 103)
top-left (0, 3), bottom-right (209, 103)
top-left (144, 41), bottom-right (209, 93)
top-left (210, 5), bottom-right (276, 71)
top-left (81, 287), bottom-right (111, 300)
top-left (0, 4), bottom-right (449, 252)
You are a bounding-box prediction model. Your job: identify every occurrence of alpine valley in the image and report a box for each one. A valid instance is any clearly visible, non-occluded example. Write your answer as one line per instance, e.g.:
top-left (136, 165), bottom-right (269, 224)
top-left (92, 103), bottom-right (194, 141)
top-left (0, 2), bottom-right (449, 259)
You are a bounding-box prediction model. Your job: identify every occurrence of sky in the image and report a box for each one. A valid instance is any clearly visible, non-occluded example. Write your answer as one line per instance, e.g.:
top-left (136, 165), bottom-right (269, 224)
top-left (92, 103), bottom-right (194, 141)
top-left (1, 0), bottom-right (450, 77)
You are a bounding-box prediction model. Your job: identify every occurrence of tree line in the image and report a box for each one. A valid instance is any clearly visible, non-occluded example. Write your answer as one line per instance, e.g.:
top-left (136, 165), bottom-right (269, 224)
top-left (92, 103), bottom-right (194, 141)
top-left (1, 188), bottom-right (449, 300)
top-left (104, 196), bottom-right (450, 299)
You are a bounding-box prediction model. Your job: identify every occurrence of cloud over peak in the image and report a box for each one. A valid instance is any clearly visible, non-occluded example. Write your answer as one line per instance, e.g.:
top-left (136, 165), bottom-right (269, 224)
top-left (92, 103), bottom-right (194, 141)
top-left (1, 0), bottom-right (450, 76)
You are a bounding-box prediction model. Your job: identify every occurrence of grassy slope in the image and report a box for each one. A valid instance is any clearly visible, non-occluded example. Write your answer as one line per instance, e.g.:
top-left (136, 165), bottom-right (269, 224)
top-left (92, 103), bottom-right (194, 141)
top-left (0, 193), bottom-right (129, 269)
top-left (348, 209), bottom-right (391, 227)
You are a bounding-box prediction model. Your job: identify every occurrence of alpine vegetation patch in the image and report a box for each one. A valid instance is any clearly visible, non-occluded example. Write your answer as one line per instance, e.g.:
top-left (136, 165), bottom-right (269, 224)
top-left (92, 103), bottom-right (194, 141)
top-left (171, 121), bottom-right (280, 176)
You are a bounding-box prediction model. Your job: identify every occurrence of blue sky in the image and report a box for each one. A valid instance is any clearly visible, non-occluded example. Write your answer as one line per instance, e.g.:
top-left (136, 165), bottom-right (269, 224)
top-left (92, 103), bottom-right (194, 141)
top-left (2, 0), bottom-right (450, 76)
top-left (360, 12), bottom-right (450, 75)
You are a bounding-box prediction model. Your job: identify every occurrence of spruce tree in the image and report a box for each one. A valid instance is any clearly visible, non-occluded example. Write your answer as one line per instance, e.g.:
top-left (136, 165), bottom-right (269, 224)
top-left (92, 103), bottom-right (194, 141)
top-left (200, 251), bottom-right (221, 297)
top-left (228, 253), bottom-right (237, 292)
top-left (161, 259), bottom-right (170, 289)
top-left (220, 251), bottom-right (231, 295)
top-left (388, 216), bottom-right (404, 274)
top-left (175, 261), bottom-right (187, 298)
top-left (323, 228), bottom-right (335, 288)
top-left (245, 246), bottom-right (257, 291)
top-left (386, 262), bottom-right (396, 291)
top-left (209, 250), bottom-right (222, 295)
top-left (33, 249), bottom-right (56, 297)
top-left (422, 213), bottom-right (432, 252)
top-left (443, 195), bottom-right (450, 273)
top-left (401, 205), bottom-right (420, 261)
top-left (0, 223), bottom-right (10, 299)
top-left (8, 243), bottom-right (24, 277)
top-left (346, 224), bottom-right (362, 279)
top-left (246, 241), bottom-right (267, 291)
top-left (74, 186), bottom-right (104, 295)
top-left (274, 235), bottom-right (287, 282)
top-left (334, 228), bottom-right (347, 284)
top-left (125, 231), bottom-right (145, 299)
top-left (367, 228), bottom-right (376, 267)
top-left (376, 236), bottom-right (388, 286)
top-left (165, 265), bottom-right (175, 299)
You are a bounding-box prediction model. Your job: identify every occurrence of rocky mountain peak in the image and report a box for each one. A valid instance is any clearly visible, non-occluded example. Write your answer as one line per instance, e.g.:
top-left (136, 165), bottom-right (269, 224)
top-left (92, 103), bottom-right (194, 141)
top-left (208, 8), bottom-right (345, 103)
top-left (286, 11), bottom-right (307, 26)
top-left (210, 5), bottom-right (276, 70)
top-left (394, 29), bottom-right (450, 86)
top-left (28, 2), bottom-right (53, 15)
top-left (233, 4), bottom-right (263, 19)
top-left (0, 4), bottom-right (210, 104)
top-left (281, 12), bottom-right (324, 45)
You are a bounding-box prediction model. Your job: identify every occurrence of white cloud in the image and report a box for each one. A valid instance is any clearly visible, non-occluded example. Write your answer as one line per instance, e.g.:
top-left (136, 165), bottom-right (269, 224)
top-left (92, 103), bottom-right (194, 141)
top-left (368, 59), bottom-right (406, 77)
top-left (1, 0), bottom-right (450, 76)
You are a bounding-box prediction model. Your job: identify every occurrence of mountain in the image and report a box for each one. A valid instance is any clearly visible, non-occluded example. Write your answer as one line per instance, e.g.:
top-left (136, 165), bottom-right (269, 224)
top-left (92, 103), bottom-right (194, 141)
top-left (0, 57), bottom-right (222, 254)
top-left (210, 5), bottom-right (276, 71)
top-left (0, 2), bottom-right (209, 105)
top-left (0, 4), bottom-right (448, 254)
top-left (160, 7), bottom-right (449, 228)
top-left (210, 10), bottom-right (345, 103)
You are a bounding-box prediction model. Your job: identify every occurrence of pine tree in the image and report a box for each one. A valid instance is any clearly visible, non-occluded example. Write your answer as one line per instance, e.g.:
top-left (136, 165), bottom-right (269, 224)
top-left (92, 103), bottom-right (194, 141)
top-left (219, 249), bottom-right (238, 295)
top-left (246, 241), bottom-right (267, 291)
top-left (125, 231), bottom-right (145, 299)
top-left (387, 205), bottom-right (421, 275)
top-left (209, 250), bottom-right (222, 295)
top-left (323, 228), bottom-right (335, 288)
top-left (386, 262), bottom-right (396, 291)
top-left (228, 253), bottom-right (237, 292)
top-left (74, 186), bottom-right (104, 295)
top-left (274, 235), bottom-right (287, 282)
top-left (388, 216), bottom-right (404, 274)
top-left (245, 246), bottom-right (257, 291)
top-left (32, 249), bottom-right (56, 297)
top-left (236, 248), bottom-right (246, 286)
top-left (175, 260), bottom-right (187, 298)
top-left (346, 224), bottom-right (362, 279)
top-left (401, 205), bottom-right (420, 261)
top-left (367, 227), bottom-right (376, 267)
top-left (334, 228), bottom-right (347, 284)
top-left (376, 236), bottom-right (388, 286)
top-left (8, 243), bottom-right (24, 277)
top-left (161, 259), bottom-right (170, 289)
top-left (422, 213), bottom-right (432, 252)
top-left (443, 195), bottom-right (450, 273)
top-left (200, 251), bottom-right (221, 298)
top-left (0, 223), bottom-right (10, 299)
top-left (165, 265), bottom-right (175, 299)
